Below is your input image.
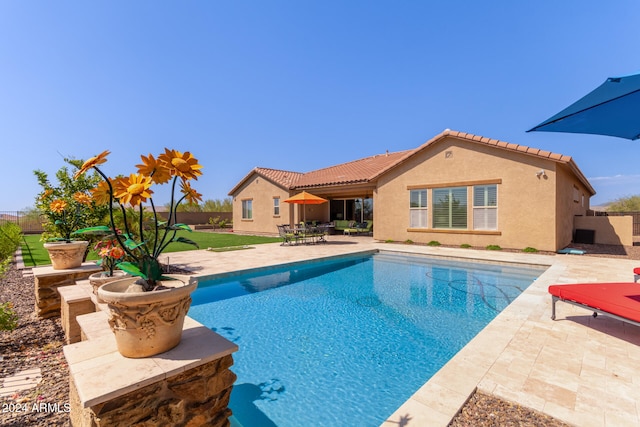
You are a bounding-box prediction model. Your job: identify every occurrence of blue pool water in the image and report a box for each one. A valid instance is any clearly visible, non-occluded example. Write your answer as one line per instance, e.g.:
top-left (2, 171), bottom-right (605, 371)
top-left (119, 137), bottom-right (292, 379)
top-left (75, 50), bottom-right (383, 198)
top-left (188, 251), bottom-right (545, 427)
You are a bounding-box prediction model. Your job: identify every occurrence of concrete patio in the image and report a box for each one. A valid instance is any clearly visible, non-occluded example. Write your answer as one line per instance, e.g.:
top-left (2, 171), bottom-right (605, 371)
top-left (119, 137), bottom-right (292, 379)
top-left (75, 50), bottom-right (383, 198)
top-left (165, 235), bottom-right (640, 427)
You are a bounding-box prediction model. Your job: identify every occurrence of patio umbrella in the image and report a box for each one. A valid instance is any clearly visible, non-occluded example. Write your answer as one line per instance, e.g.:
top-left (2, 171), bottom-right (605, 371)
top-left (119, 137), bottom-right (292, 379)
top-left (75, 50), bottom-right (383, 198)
top-left (284, 191), bottom-right (328, 223)
top-left (528, 72), bottom-right (640, 140)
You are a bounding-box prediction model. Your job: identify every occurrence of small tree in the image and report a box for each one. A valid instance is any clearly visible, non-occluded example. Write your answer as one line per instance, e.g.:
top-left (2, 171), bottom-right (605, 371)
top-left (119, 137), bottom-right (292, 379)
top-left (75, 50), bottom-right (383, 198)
top-left (203, 198), bottom-right (233, 212)
top-left (34, 158), bottom-right (109, 242)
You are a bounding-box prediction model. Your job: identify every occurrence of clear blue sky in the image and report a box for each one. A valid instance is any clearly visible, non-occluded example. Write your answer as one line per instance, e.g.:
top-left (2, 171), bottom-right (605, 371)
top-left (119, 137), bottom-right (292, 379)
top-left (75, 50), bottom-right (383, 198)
top-left (2, 1), bottom-right (639, 211)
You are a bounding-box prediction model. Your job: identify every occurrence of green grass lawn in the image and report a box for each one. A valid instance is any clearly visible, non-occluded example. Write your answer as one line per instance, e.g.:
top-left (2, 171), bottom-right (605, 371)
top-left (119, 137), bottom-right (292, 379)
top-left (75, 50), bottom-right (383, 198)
top-left (20, 232), bottom-right (281, 267)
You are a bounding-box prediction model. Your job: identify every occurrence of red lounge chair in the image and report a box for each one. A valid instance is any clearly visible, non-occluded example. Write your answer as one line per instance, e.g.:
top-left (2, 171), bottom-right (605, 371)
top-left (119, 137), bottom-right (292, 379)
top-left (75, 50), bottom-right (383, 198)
top-left (549, 283), bottom-right (640, 327)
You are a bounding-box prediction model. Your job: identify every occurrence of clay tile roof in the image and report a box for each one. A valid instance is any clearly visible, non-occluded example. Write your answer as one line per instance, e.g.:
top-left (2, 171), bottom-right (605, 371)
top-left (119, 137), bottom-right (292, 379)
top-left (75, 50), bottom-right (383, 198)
top-left (228, 167), bottom-right (303, 195)
top-left (229, 129), bottom-right (594, 196)
top-left (254, 167), bottom-right (303, 188)
top-left (294, 150), bottom-right (413, 188)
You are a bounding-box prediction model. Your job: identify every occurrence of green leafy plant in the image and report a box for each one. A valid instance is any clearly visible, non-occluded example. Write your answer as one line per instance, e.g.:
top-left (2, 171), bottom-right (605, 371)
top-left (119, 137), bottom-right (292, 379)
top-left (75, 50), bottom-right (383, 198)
top-left (460, 243), bottom-right (472, 249)
top-left (0, 258), bottom-right (11, 276)
top-left (384, 239), bottom-right (394, 243)
top-left (34, 159), bottom-right (108, 242)
top-left (523, 247), bottom-right (539, 253)
top-left (0, 223), bottom-right (22, 261)
top-left (486, 244), bottom-right (502, 251)
top-left (427, 240), bottom-right (441, 246)
top-left (0, 302), bottom-right (18, 331)
top-left (404, 239), bottom-right (414, 244)
top-left (74, 149), bottom-right (202, 291)
top-left (208, 216), bottom-right (221, 228)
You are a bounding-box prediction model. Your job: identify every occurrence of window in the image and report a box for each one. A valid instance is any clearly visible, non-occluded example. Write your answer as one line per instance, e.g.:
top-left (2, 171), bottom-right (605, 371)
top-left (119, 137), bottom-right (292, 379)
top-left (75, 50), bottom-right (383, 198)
top-left (433, 187), bottom-right (467, 229)
top-left (242, 199), bottom-right (253, 219)
top-left (409, 189), bottom-right (427, 228)
top-left (273, 198), bottom-right (280, 216)
top-left (473, 185), bottom-right (497, 230)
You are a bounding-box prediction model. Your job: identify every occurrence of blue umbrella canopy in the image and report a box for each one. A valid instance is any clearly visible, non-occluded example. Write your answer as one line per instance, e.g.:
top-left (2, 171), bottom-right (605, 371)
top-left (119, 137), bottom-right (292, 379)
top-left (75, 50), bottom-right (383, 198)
top-left (528, 72), bottom-right (640, 140)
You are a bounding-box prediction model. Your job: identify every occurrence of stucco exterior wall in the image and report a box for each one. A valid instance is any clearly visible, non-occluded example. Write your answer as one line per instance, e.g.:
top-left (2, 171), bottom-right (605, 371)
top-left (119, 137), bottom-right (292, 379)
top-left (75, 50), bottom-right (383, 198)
top-left (574, 216), bottom-right (633, 246)
top-left (231, 174), bottom-right (292, 235)
top-left (554, 164), bottom-right (592, 248)
top-left (374, 137), bottom-right (566, 251)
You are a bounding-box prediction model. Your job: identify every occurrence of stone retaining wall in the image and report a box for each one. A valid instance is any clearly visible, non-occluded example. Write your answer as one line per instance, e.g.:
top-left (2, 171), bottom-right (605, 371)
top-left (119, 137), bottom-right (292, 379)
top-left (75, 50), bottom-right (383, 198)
top-left (33, 264), bottom-right (101, 318)
top-left (70, 354), bottom-right (236, 427)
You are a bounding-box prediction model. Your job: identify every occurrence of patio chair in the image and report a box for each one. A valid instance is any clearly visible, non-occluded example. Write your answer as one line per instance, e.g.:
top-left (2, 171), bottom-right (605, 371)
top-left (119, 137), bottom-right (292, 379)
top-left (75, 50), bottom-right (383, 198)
top-left (277, 225), bottom-right (299, 246)
top-left (549, 282), bottom-right (640, 327)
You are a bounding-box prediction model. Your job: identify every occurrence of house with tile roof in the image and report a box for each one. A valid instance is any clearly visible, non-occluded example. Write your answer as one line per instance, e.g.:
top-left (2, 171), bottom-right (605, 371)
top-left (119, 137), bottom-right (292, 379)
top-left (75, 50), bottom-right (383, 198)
top-left (229, 130), bottom-right (600, 251)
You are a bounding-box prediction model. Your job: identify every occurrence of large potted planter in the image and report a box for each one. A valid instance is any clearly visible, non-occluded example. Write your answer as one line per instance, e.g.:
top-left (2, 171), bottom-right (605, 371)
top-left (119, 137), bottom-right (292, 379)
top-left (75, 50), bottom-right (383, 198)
top-left (98, 275), bottom-right (197, 358)
top-left (43, 240), bottom-right (89, 270)
top-left (73, 148), bottom-right (203, 358)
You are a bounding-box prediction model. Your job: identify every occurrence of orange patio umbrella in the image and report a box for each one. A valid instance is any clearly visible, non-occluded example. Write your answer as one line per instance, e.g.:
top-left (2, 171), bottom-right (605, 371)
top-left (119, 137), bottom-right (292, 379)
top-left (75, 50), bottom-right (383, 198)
top-left (284, 191), bottom-right (328, 223)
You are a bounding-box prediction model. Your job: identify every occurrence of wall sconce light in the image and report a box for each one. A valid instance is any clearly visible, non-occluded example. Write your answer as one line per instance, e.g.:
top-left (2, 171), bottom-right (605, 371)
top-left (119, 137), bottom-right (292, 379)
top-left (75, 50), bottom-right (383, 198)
top-left (536, 169), bottom-right (547, 178)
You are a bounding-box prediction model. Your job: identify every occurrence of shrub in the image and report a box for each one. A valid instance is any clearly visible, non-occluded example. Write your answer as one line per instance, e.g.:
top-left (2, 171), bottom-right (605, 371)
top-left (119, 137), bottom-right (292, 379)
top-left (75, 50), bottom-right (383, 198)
top-left (523, 247), bottom-right (539, 253)
top-left (486, 245), bottom-right (502, 251)
top-left (460, 243), bottom-right (472, 249)
top-left (427, 241), bottom-right (441, 246)
top-left (0, 302), bottom-right (18, 331)
top-left (384, 239), bottom-right (394, 243)
top-left (0, 258), bottom-right (11, 276)
top-left (404, 239), bottom-right (414, 244)
top-left (0, 223), bottom-right (22, 261)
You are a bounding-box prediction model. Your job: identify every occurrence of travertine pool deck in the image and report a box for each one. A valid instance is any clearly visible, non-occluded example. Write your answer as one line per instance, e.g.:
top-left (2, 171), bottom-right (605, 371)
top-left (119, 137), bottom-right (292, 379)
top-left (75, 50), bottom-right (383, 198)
top-left (166, 236), bottom-right (640, 427)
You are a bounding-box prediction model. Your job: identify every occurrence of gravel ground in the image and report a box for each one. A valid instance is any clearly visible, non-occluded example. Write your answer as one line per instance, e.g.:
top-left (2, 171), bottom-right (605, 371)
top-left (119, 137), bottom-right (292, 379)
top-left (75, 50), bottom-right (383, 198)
top-left (0, 264), bottom-right (69, 427)
top-left (1, 243), bottom-right (638, 426)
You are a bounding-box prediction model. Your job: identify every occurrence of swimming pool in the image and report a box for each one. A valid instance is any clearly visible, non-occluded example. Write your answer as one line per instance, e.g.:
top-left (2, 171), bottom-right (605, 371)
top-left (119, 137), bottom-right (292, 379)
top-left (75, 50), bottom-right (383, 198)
top-left (188, 251), bottom-right (546, 427)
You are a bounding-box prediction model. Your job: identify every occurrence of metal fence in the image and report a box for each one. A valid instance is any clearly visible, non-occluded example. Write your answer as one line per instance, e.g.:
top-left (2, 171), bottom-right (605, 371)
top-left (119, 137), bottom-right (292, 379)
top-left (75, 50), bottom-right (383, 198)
top-left (588, 210), bottom-right (640, 236)
top-left (0, 211), bottom-right (44, 234)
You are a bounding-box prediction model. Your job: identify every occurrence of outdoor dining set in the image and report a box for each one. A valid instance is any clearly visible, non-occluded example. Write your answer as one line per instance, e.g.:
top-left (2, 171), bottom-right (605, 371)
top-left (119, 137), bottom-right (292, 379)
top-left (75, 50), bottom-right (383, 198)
top-left (276, 223), bottom-right (332, 245)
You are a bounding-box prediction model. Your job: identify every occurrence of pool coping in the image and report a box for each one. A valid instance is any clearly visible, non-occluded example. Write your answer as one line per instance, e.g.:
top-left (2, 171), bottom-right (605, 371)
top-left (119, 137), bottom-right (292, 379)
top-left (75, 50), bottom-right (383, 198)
top-left (165, 238), bottom-right (640, 426)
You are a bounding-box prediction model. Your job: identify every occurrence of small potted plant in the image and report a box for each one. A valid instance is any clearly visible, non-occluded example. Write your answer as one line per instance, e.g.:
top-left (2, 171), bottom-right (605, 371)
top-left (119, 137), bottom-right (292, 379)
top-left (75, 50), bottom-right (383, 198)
top-left (87, 235), bottom-right (128, 298)
top-left (74, 148), bottom-right (203, 358)
top-left (35, 160), bottom-right (107, 269)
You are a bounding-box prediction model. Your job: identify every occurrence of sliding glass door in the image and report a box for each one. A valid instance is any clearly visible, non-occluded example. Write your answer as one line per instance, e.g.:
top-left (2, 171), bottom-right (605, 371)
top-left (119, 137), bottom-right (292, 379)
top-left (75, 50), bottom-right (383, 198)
top-left (330, 198), bottom-right (373, 222)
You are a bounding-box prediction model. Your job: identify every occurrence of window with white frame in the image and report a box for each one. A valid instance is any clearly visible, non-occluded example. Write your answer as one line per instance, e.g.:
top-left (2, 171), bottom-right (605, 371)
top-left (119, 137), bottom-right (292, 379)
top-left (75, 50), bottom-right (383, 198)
top-left (409, 189), bottom-right (427, 228)
top-left (473, 185), bottom-right (497, 230)
top-left (273, 198), bottom-right (280, 216)
top-left (242, 199), bottom-right (253, 219)
top-left (433, 187), bottom-right (467, 229)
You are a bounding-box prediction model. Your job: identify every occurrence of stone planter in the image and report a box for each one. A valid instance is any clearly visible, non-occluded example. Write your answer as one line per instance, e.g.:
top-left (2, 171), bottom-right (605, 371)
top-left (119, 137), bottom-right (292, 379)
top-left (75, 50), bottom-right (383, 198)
top-left (44, 241), bottom-right (89, 270)
top-left (88, 270), bottom-right (129, 302)
top-left (97, 275), bottom-right (198, 358)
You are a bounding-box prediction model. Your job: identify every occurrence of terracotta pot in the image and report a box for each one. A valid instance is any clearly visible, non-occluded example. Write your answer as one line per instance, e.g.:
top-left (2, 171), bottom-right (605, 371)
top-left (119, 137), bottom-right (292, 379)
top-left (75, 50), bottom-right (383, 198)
top-left (88, 270), bottom-right (129, 302)
top-left (43, 241), bottom-right (89, 270)
top-left (97, 275), bottom-right (198, 358)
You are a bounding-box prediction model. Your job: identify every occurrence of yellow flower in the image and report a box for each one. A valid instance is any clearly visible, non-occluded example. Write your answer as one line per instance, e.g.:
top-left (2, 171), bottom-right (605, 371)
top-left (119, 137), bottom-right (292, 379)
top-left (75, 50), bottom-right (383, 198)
top-left (180, 180), bottom-right (203, 204)
top-left (158, 148), bottom-right (203, 181)
top-left (136, 154), bottom-right (171, 184)
top-left (40, 189), bottom-right (53, 200)
top-left (49, 199), bottom-right (68, 214)
top-left (73, 192), bottom-right (92, 206)
top-left (74, 150), bottom-right (110, 178)
top-left (114, 173), bottom-right (153, 206)
top-left (91, 180), bottom-right (113, 205)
